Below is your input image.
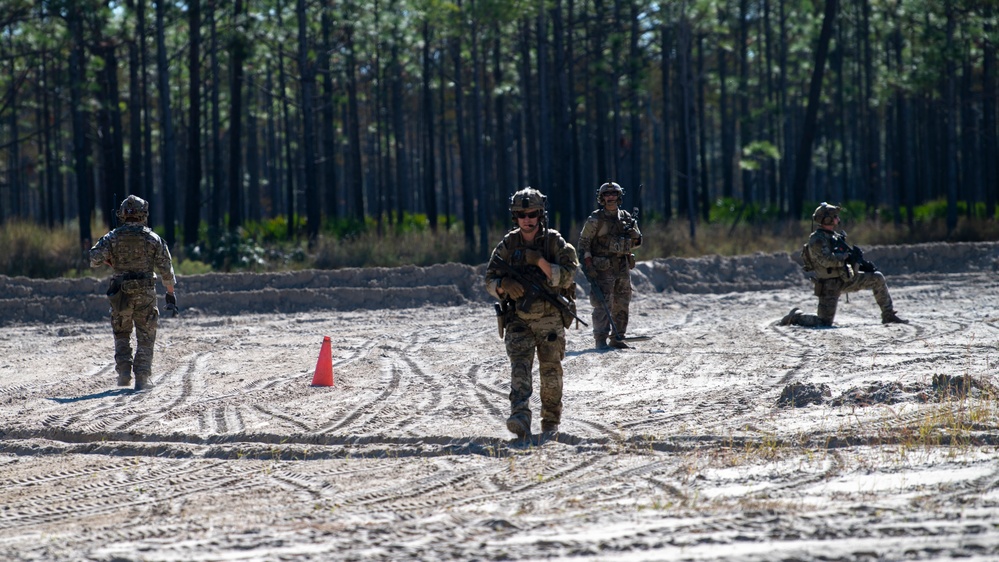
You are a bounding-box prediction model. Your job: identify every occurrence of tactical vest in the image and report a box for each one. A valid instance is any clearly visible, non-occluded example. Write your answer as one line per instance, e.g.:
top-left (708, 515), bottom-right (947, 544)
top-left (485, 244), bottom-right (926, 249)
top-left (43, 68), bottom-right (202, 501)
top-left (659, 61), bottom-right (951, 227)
top-left (110, 224), bottom-right (159, 275)
top-left (590, 210), bottom-right (633, 257)
top-left (503, 230), bottom-right (578, 327)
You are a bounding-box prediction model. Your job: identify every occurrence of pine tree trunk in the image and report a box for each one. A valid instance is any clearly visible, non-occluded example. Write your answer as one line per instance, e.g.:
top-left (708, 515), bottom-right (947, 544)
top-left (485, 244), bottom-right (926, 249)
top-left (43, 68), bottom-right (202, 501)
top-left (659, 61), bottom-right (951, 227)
top-left (297, 0), bottom-right (319, 240)
top-left (185, 0), bottom-right (203, 247)
top-left (422, 20), bottom-right (438, 231)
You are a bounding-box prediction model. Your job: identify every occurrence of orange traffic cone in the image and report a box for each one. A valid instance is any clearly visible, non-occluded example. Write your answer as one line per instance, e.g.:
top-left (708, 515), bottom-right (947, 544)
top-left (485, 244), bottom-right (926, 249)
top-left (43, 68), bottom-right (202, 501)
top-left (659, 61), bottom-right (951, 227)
top-left (311, 336), bottom-right (334, 386)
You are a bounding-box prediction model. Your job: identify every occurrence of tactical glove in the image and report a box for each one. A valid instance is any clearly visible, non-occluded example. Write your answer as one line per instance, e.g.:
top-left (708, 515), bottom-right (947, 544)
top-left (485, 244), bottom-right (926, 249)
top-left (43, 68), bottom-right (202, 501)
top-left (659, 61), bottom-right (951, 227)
top-left (165, 293), bottom-right (179, 317)
top-left (583, 256), bottom-right (594, 274)
top-left (501, 278), bottom-right (526, 300)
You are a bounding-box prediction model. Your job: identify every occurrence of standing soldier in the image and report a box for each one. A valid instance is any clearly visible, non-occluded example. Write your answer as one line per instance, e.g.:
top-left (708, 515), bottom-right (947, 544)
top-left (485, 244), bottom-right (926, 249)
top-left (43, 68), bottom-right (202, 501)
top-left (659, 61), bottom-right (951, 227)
top-left (90, 195), bottom-right (178, 390)
top-left (780, 202), bottom-right (908, 327)
top-left (486, 187), bottom-right (579, 440)
top-left (578, 181), bottom-right (643, 349)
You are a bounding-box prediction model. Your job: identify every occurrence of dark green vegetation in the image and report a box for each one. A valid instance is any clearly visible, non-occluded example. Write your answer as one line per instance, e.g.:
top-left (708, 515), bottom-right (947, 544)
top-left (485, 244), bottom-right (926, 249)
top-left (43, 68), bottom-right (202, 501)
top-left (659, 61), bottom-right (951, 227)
top-left (1, 1), bottom-right (996, 271)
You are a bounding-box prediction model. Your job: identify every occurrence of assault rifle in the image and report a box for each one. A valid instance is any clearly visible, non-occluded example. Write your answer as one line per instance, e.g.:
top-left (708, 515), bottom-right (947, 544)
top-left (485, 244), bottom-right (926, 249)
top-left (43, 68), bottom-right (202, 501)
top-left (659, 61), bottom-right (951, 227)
top-left (628, 183), bottom-right (642, 236)
top-left (847, 245), bottom-right (878, 273)
top-left (831, 235), bottom-right (877, 275)
top-left (493, 256), bottom-right (587, 327)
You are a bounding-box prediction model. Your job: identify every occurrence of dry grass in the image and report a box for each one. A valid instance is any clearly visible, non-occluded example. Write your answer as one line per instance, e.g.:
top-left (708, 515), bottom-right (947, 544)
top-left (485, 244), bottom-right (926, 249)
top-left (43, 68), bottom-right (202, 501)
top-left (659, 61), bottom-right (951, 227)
top-left (2, 215), bottom-right (998, 277)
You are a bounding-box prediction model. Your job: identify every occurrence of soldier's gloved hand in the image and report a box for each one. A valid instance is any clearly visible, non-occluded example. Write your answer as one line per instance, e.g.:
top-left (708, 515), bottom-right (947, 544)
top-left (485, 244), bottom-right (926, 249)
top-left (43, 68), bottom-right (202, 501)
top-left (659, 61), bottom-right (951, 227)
top-left (584, 256), bottom-right (594, 274)
top-left (524, 249), bottom-right (543, 266)
top-left (165, 293), bottom-right (179, 316)
top-left (501, 278), bottom-right (526, 300)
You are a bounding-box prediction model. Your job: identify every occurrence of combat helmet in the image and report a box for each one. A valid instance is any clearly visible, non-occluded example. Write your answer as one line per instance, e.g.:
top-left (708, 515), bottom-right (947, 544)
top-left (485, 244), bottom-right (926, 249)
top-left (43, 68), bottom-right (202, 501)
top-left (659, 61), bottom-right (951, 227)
top-left (510, 187), bottom-right (547, 217)
top-left (596, 181), bottom-right (625, 205)
top-left (812, 202), bottom-right (839, 226)
top-left (117, 195), bottom-right (150, 224)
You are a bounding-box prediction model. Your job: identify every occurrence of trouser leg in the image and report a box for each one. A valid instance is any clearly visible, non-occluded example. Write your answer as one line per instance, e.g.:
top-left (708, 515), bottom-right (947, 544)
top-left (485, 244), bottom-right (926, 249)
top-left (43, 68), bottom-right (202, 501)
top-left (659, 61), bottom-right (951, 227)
top-left (536, 324), bottom-right (565, 425)
top-left (610, 275), bottom-right (632, 335)
top-left (843, 271), bottom-right (897, 316)
top-left (589, 277), bottom-right (614, 339)
top-left (110, 297), bottom-right (134, 376)
top-left (130, 292), bottom-right (159, 389)
top-left (505, 320), bottom-right (536, 425)
top-left (794, 279), bottom-right (839, 327)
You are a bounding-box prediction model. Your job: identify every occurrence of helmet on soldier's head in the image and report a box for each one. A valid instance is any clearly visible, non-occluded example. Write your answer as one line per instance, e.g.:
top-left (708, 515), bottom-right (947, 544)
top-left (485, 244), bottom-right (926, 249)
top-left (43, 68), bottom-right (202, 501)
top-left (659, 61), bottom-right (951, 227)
top-left (596, 181), bottom-right (625, 205)
top-left (509, 187), bottom-right (547, 226)
top-left (117, 195), bottom-right (150, 224)
top-left (812, 202), bottom-right (840, 226)
top-left (510, 187), bottom-right (546, 215)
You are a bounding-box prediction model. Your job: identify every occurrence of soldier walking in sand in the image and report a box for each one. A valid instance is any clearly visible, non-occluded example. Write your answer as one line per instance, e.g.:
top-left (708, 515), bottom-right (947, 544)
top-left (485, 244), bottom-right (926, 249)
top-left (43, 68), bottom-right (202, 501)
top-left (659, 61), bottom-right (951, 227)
top-left (90, 195), bottom-right (178, 390)
top-left (577, 181), bottom-right (643, 349)
top-left (486, 187), bottom-right (579, 440)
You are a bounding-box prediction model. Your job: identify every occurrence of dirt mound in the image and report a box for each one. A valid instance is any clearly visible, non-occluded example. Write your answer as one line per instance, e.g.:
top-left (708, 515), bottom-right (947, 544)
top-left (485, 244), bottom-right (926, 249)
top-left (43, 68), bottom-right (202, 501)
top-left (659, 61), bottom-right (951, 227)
top-left (833, 374), bottom-right (998, 406)
top-left (776, 381), bottom-right (832, 407)
top-left (1, 240), bottom-right (996, 326)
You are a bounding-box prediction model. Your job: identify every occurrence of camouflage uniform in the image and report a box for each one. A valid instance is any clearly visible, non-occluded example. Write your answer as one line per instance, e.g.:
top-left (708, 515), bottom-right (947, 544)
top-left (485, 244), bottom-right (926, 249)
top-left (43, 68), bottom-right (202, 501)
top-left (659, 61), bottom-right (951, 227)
top-left (782, 203), bottom-right (906, 327)
top-left (578, 182), bottom-right (642, 348)
top-left (486, 189), bottom-right (579, 439)
top-left (90, 196), bottom-right (176, 389)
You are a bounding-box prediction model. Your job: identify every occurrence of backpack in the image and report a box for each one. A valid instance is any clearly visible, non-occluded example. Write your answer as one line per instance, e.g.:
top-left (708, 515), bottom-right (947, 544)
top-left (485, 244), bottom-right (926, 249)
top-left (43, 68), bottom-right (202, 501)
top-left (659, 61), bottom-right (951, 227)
top-left (800, 243), bottom-right (815, 272)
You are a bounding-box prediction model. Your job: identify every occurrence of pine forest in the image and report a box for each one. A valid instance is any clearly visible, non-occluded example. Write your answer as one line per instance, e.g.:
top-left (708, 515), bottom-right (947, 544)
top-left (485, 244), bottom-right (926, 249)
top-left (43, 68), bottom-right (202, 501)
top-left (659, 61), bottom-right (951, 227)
top-left (1, 0), bottom-right (996, 263)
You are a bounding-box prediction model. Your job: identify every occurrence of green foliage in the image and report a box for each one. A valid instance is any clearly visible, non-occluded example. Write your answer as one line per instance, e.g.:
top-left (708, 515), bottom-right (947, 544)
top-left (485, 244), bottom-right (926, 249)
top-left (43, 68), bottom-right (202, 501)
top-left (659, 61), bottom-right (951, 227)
top-left (799, 199), bottom-right (999, 225)
top-left (187, 229), bottom-right (306, 271)
top-left (709, 198), bottom-right (782, 223)
top-left (323, 216), bottom-right (370, 240)
top-left (175, 259), bottom-right (213, 276)
top-left (739, 141), bottom-right (781, 172)
top-left (241, 216), bottom-right (308, 243)
top-left (904, 199), bottom-right (997, 222)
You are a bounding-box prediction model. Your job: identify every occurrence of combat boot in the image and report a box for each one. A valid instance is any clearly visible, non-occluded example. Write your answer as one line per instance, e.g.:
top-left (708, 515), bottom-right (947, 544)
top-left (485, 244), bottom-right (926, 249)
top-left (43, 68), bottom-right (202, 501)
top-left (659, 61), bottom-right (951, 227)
top-left (595, 336), bottom-right (609, 350)
top-left (506, 414), bottom-right (530, 440)
top-left (608, 337), bottom-right (629, 349)
top-left (882, 310), bottom-right (909, 324)
top-left (779, 307), bottom-right (802, 326)
top-left (133, 373), bottom-right (155, 391)
top-left (541, 421), bottom-right (559, 434)
top-left (116, 369), bottom-right (132, 387)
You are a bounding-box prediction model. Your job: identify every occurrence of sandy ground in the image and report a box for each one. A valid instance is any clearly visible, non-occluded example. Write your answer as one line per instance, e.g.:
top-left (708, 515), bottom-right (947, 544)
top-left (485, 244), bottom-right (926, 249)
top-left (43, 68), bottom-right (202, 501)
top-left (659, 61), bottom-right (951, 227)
top-left (1, 242), bottom-right (998, 561)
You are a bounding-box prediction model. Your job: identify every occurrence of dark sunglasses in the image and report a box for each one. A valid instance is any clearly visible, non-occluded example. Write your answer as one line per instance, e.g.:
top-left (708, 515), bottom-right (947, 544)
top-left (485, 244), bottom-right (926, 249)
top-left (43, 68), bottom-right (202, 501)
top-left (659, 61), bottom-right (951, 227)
top-left (514, 210), bottom-right (541, 219)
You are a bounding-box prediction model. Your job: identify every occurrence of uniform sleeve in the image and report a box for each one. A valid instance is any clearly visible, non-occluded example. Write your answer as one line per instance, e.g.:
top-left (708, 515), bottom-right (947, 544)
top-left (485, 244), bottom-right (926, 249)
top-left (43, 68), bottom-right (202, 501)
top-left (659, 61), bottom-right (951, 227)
top-left (89, 232), bottom-right (113, 268)
top-left (484, 239), bottom-right (511, 300)
top-left (577, 215), bottom-right (598, 258)
top-left (153, 236), bottom-right (176, 286)
top-left (548, 236), bottom-right (578, 289)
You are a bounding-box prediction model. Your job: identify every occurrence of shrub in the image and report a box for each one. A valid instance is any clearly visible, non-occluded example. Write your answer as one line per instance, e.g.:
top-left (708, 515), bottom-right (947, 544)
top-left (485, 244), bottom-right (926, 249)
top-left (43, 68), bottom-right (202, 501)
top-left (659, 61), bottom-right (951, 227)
top-left (0, 220), bottom-right (81, 278)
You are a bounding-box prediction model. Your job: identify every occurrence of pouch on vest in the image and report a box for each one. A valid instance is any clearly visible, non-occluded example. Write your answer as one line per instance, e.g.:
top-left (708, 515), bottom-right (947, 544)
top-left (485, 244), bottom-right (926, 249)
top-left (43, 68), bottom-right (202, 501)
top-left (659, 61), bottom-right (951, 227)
top-left (607, 236), bottom-right (632, 255)
top-left (106, 277), bottom-right (122, 297)
top-left (800, 244), bottom-right (815, 272)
